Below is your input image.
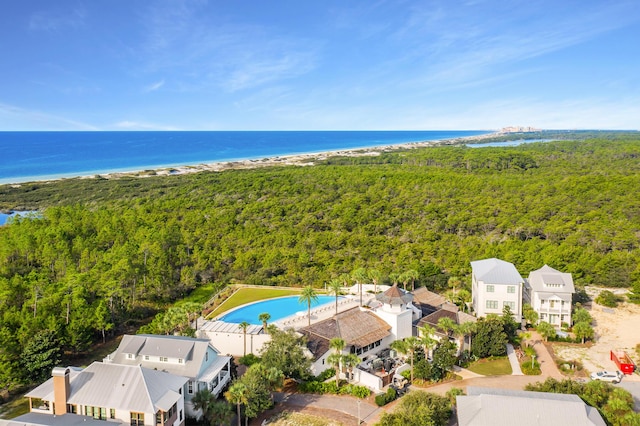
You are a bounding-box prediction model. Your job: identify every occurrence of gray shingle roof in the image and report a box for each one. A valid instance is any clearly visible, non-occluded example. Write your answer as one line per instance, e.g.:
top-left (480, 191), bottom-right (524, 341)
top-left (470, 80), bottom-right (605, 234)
top-left (471, 258), bottom-right (524, 285)
top-left (376, 284), bottom-right (413, 305)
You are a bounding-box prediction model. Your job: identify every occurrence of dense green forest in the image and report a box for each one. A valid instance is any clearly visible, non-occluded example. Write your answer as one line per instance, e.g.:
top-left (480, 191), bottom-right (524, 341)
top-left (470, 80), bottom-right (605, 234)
top-left (1, 136), bottom-right (640, 391)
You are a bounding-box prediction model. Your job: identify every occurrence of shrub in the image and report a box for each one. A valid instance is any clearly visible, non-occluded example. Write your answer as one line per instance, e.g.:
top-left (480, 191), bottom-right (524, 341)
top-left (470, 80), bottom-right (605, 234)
top-left (375, 388), bottom-right (397, 406)
top-left (315, 368), bottom-right (336, 382)
top-left (339, 384), bottom-right (370, 398)
top-left (595, 290), bottom-right (623, 308)
top-left (238, 353), bottom-right (261, 366)
top-left (521, 358), bottom-right (541, 375)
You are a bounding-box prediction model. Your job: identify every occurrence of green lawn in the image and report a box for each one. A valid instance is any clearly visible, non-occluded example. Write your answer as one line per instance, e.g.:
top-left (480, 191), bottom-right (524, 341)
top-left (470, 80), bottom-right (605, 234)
top-left (466, 357), bottom-right (513, 376)
top-left (207, 287), bottom-right (305, 319)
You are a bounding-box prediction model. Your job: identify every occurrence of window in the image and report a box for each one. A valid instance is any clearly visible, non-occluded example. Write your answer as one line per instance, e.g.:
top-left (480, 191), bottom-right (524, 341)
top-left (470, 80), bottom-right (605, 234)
top-left (550, 300), bottom-right (555, 308)
top-left (503, 301), bottom-right (515, 310)
top-left (507, 286), bottom-right (515, 294)
top-left (67, 404), bottom-right (77, 414)
top-left (85, 406), bottom-right (106, 420)
top-left (130, 412), bottom-right (144, 426)
top-left (126, 353), bottom-right (134, 359)
top-left (178, 358), bottom-right (183, 364)
top-left (486, 285), bottom-right (495, 293)
top-left (144, 355), bottom-right (150, 361)
top-left (180, 409), bottom-right (183, 421)
top-left (188, 381), bottom-right (194, 394)
top-left (159, 356), bottom-right (168, 362)
top-left (205, 352), bottom-right (209, 362)
top-left (110, 408), bottom-right (116, 419)
top-left (486, 300), bottom-right (498, 309)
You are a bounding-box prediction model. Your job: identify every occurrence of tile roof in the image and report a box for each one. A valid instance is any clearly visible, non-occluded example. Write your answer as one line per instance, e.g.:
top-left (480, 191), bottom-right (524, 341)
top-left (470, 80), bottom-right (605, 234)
top-left (376, 284), bottom-right (413, 305)
top-left (299, 308), bottom-right (391, 357)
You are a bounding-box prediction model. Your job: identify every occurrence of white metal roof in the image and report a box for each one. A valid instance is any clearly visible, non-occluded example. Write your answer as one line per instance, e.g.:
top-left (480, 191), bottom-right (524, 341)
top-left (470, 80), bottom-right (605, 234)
top-left (199, 320), bottom-right (263, 334)
top-left (527, 264), bottom-right (575, 294)
top-left (471, 258), bottom-right (524, 285)
top-left (457, 387), bottom-right (606, 426)
top-left (26, 362), bottom-right (186, 415)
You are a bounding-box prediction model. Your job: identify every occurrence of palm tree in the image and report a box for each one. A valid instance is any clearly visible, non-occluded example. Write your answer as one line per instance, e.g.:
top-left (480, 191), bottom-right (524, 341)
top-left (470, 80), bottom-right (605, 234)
top-left (299, 285), bottom-right (318, 326)
top-left (239, 321), bottom-right (250, 356)
top-left (418, 324), bottom-right (437, 359)
top-left (342, 353), bottom-right (360, 384)
top-left (258, 312), bottom-right (271, 334)
top-left (457, 321), bottom-right (477, 352)
top-left (225, 382), bottom-right (249, 426)
top-left (329, 338), bottom-right (346, 386)
top-left (192, 388), bottom-right (215, 421)
top-left (400, 272), bottom-right (410, 291)
top-left (181, 301), bottom-right (202, 331)
top-left (327, 278), bottom-right (343, 316)
top-left (391, 337), bottom-right (420, 383)
top-left (368, 269), bottom-right (382, 294)
top-left (437, 317), bottom-right (456, 338)
top-left (404, 269), bottom-right (419, 290)
top-left (352, 267), bottom-right (368, 307)
top-left (388, 272), bottom-right (401, 287)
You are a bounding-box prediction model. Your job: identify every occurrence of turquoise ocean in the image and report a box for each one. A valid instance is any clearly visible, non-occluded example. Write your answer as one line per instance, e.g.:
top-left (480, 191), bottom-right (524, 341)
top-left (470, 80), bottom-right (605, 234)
top-left (0, 130), bottom-right (488, 185)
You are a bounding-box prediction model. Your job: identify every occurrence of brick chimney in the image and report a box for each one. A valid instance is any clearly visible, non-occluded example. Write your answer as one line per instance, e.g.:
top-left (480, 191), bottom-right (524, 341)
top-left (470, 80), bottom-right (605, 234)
top-left (52, 367), bottom-right (70, 415)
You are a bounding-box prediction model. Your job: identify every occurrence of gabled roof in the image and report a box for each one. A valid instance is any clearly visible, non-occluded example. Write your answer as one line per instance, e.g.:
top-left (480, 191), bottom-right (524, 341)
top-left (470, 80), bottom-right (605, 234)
top-left (299, 308), bottom-right (391, 358)
top-left (26, 362), bottom-right (186, 414)
top-left (471, 258), bottom-right (524, 285)
top-left (376, 284), bottom-right (413, 305)
top-left (457, 387), bottom-right (606, 426)
top-left (106, 334), bottom-right (225, 379)
top-left (527, 265), bottom-right (575, 294)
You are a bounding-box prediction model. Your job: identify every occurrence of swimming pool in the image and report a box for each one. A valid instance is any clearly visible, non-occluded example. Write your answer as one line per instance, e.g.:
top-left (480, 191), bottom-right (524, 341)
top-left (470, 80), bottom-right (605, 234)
top-left (219, 295), bottom-right (339, 325)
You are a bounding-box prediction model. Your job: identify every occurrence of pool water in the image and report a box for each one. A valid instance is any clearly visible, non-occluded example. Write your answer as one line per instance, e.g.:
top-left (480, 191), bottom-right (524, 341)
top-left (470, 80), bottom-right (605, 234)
top-left (219, 295), bottom-right (339, 325)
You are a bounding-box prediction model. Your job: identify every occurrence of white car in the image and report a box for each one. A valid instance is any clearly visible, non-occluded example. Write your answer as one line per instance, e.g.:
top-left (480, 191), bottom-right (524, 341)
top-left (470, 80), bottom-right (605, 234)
top-left (590, 370), bottom-right (623, 384)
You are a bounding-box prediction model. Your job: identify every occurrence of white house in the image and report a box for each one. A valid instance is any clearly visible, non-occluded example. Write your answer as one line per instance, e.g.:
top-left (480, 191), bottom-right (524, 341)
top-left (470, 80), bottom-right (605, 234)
top-left (525, 265), bottom-right (575, 327)
top-left (104, 334), bottom-right (232, 419)
top-left (471, 258), bottom-right (524, 319)
top-left (19, 363), bottom-right (187, 426)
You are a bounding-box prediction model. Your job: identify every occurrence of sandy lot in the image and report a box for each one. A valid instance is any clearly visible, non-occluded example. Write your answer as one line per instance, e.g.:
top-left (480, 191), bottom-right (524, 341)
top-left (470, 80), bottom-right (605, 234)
top-left (553, 287), bottom-right (640, 382)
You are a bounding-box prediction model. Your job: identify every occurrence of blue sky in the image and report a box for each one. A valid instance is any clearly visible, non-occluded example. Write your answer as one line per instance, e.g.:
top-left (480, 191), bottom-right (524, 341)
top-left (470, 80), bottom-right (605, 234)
top-left (1, 0), bottom-right (639, 131)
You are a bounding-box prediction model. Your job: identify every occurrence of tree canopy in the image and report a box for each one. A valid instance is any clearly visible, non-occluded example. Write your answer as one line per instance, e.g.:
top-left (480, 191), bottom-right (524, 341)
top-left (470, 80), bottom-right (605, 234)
top-left (1, 137), bottom-right (640, 388)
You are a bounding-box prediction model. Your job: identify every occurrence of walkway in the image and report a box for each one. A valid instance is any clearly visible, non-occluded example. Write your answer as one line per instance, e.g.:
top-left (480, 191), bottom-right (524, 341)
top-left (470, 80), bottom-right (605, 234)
top-left (522, 331), bottom-right (564, 379)
top-left (506, 343), bottom-right (523, 375)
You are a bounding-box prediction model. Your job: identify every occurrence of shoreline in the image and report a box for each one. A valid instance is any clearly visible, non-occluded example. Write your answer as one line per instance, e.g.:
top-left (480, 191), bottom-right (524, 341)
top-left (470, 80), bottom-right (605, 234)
top-left (3, 132), bottom-right (498, 186)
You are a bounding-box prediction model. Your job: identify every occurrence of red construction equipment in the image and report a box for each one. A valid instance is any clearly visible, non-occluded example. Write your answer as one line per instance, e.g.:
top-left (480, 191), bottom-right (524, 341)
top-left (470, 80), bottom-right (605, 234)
top-left (610, 350), bottom-right (636, 375)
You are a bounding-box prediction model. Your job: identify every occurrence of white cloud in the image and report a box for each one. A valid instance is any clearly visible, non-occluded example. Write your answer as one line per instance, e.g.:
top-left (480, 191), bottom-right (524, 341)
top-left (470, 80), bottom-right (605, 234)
top-left (144, 79), bottom-right (165, 92)
top-left (28, 7), bottom-right (86, 32)
top-left (113, 120), bottom-right (180, 131)
top-left (0, 102), bottom-right (97, 130)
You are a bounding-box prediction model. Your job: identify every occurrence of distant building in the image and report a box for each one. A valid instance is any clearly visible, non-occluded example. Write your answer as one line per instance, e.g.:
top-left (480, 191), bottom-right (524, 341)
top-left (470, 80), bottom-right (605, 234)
top-left (416, 305), bottom-right (477, 353)
top-left (524, 265), bottom-right (575, 327)
top-left (471, 258), bottom-right (524, 319)
top-left (14, 363), bottom-right (187, 426)
top-left (457, 387), bottom-right (606, 426)
top-left (104, 334), bottom-right (231, 419)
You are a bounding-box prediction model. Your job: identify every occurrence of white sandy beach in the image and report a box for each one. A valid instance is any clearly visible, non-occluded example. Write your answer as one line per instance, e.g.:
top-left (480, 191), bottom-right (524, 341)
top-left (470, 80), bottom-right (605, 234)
top-left (86, 132), bottom-right (500, 182)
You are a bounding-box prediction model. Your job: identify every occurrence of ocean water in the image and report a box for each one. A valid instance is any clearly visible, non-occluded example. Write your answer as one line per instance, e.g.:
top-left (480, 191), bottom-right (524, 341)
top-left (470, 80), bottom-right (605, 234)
top-left (0, 130), bottom-right (488, 184)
